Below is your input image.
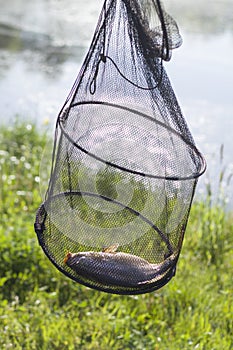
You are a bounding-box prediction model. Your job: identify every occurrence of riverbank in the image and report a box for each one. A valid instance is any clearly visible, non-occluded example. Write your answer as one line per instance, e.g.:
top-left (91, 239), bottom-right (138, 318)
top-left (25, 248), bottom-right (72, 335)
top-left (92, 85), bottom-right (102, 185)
top-left (0, 121), bottom-right (232, 349)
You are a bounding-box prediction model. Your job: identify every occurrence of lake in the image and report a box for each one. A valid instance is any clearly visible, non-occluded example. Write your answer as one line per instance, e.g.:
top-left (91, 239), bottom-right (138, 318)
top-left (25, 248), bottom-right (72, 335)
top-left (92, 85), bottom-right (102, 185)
top-left (0, 0), bottom-right (233, 206)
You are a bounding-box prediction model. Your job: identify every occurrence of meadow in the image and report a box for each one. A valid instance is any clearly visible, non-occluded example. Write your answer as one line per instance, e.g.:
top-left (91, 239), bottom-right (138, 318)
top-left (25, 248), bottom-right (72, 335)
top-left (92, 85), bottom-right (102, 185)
top-left (0, 120), bottom-right (232, 350)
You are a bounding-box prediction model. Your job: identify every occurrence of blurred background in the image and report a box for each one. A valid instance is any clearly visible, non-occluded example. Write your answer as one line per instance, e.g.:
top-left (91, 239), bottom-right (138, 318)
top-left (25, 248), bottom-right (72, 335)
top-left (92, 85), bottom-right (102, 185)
top-left (0, 0), bottom-right (233, 205)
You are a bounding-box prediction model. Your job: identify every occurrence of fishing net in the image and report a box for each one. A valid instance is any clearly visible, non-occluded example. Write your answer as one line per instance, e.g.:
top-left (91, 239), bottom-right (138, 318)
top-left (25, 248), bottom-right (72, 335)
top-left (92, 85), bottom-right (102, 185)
top-left (34, 0), bottom-right (206, 294)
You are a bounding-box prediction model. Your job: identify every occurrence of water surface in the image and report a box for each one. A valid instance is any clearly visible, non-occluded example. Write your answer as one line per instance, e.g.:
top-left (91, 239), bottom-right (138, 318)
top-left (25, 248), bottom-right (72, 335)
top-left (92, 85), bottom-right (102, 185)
top-left (0, 0), bottom-right (233, 205)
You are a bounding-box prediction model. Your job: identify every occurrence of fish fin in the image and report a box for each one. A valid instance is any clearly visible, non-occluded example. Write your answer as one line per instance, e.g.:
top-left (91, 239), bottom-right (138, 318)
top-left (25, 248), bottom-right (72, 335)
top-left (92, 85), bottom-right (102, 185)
top-left (102, 243), bottom-right (119, 253)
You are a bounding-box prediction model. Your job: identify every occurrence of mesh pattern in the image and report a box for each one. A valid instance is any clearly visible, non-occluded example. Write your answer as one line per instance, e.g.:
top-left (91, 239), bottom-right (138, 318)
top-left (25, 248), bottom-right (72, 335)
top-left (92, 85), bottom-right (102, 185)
top-left (34, 0), bottom-right (206, 294)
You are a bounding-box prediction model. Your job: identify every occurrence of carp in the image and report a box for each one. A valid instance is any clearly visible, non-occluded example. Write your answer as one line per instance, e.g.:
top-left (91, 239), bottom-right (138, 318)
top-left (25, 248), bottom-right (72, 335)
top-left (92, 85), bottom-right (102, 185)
top-left (64, 245), bottom-right (177, 287)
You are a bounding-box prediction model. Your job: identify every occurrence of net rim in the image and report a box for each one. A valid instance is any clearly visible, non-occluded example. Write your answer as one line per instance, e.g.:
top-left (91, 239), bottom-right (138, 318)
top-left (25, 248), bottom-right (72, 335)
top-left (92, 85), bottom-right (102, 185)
top-left (34, 192), bottom-right (178, 295)
top-left (58, 101), bottom-right (206, 180)
top-left (36, 190), bottom-right (174, 253)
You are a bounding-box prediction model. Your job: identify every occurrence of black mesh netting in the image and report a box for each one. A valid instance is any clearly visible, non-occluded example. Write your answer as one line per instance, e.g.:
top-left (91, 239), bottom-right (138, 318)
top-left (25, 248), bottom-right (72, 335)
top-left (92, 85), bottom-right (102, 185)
top-left (34, 0), bottom-right (206, 294)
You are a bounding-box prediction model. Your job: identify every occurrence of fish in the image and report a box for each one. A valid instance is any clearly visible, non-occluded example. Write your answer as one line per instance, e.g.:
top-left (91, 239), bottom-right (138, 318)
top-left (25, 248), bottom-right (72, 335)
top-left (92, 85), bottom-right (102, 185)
top-left (64, 246), bottom-right (177, 288)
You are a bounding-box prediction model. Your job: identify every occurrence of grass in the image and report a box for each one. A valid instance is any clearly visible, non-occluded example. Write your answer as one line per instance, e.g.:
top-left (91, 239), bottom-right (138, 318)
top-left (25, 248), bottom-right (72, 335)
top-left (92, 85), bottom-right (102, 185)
top-left (0, 120), bottom-right (232, 350)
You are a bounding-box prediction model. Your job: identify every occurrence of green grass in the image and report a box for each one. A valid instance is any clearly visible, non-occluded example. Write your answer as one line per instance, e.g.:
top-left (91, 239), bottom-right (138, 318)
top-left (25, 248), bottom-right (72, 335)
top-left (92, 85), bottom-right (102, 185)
top-left (0, 120), bottom-right (232, 350)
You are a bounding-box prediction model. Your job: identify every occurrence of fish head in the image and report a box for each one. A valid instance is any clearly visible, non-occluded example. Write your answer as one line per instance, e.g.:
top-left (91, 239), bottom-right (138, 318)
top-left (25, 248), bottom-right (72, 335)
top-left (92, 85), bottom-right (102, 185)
top-left (64, 252), bottom-right (73, 264)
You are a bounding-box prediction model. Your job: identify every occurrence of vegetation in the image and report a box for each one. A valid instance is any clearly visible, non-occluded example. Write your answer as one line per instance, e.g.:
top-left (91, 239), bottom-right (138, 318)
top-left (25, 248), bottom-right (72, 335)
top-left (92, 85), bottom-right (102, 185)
top-left (0, 120), bottom-right (232, 350)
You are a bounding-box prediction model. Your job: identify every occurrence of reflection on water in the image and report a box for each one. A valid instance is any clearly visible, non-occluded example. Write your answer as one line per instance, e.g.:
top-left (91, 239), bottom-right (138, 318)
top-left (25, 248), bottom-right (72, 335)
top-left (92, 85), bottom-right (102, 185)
top-left (0, 22), bottom-right (86, 73)
top-left (0, 0), bottom-right (233, 206)
top-left (166, 0), bottom-right (233, 35)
